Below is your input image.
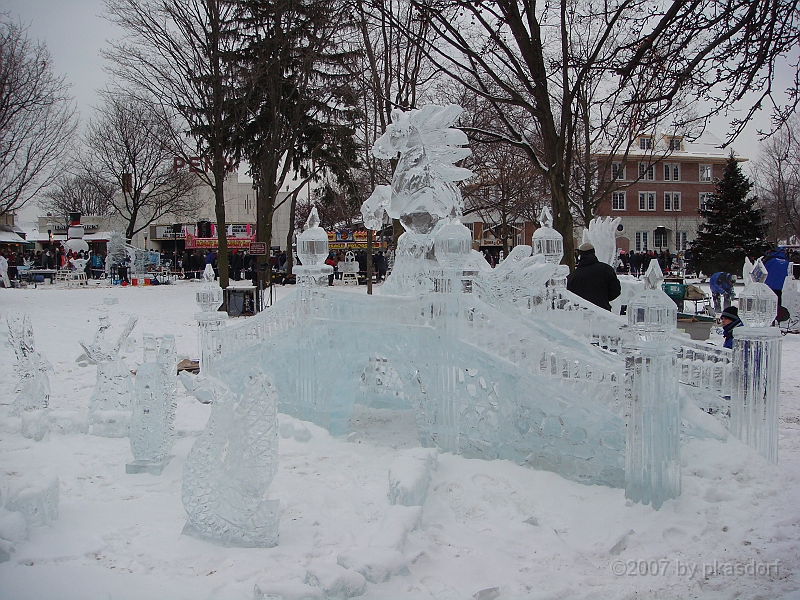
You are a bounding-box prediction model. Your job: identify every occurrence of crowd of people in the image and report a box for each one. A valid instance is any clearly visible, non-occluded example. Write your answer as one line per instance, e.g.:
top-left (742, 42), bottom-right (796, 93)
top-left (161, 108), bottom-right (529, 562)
top-left (0, 247), bottom-right (109, 287)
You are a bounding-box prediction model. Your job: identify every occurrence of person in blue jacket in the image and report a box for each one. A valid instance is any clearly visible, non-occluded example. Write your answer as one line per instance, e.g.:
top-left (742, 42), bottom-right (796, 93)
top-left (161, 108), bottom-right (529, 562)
top-left (719, 306), bottom-right (743, 349)
top-left (763, 248), bottom-right (790, 315)
top-left (709, 271), bottom-right (736, 312)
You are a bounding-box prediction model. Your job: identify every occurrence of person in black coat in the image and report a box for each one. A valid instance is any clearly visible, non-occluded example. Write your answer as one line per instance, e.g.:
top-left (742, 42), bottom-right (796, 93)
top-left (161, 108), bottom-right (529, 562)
top-left (567, 243), bottom-right (621, 311)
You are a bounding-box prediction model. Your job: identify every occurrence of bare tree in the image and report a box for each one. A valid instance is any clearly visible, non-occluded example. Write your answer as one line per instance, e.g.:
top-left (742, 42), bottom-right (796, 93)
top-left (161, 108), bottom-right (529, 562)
top-left (350, 0), bottom-right (439, 249)
top-left (103, 0), bottom-right (240, 288)
top-left (0, 18), bottom-right (77, 216)
top-left (388, 0), bottom-right (800, 267)
top-left (39, 171), bottom-right (115, 217)
top-left (84, 92), bottom-right (199, 240)
top-left (754, 116), bottom-right (800, 243)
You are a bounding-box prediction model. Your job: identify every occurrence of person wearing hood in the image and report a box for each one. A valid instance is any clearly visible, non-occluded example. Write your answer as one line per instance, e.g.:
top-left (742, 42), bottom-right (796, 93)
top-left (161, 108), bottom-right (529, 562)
top-left (709, 271), bottom-right (737, 312)
top-left (719, 305), bottom-right (743, 349)
top-left (566, 243), bottom-right (621, 311)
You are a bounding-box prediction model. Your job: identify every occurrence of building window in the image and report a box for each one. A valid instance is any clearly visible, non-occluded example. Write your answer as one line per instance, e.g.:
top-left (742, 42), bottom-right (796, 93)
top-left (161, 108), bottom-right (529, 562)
top-left (611, 162), bottom-right (625, 180)
top-left (699, 192), bottom-right (713, 212)
top-left (653, 229), bottom-right (668, 248)
top-left (664, 163), bottom-right (680, 181)
top-left (639, 163), bottom-right (654, 180)
top-left (664, 192), bottom-right (681, 211)
top-left (669, 138), bottom-right (683, 151)
top-left (612, 191), bottom-right (626, 211)
top-left (639, 191), bottom-right (656, 211)
top-left (699, 164), bottom-right (712, 182)
top-left (676, 231), bottom-right (688, 251)
top-left (244, 194), bottom-right (253, 212)
top-left (639, 137), bottom-right (653, 150)
top-left (635, 231), bottom-right (649, 251)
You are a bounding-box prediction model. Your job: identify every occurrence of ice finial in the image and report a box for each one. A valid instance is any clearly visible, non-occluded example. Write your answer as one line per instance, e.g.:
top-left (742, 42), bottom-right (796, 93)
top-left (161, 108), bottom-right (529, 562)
top-left (628, 260), bottom-right (675, 341)
top-left (306, 206), bottom-right (321, 230)
top-left (642, 260), bottom-right (664, 290)
top-left (532, 206), bottom-right (563, 265)
top-left (738, 257), bottom-right (777, 327)
top-left (750, 258), bottom-right (768, 284)
top-left (197, 264), bottom-right (223, 312)
top-left (297, 206), bottom-right (329, 267)
top-left (539, 206), bottom-right (553, 229)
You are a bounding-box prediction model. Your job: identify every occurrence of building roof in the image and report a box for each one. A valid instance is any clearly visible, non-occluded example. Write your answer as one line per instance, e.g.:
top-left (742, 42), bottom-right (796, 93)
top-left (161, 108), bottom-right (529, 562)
top-left (596, 131), bottom-right (742, 161)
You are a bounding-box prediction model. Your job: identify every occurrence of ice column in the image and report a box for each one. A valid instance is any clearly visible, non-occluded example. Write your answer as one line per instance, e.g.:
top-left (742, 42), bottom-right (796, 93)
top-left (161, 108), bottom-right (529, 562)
top-left (127, 334), bottom-right (177, 474)
top-left (730, 258), bottom-right (781, 463)
top-left (623, 261), bottom-right (681, 509)
top-left (195, 264), bottom-right (227, 374)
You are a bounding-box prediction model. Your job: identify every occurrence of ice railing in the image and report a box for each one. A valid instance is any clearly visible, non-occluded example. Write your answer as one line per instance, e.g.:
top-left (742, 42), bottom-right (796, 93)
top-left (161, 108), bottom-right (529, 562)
top-left (208, 288), bottom-right (623, 407)
top-left (676, 340), bottom-right (733, 396)
top-left (456, 296), bottom-right (621, 395)
top-left (208, 283), bottom-right (731, 399)
top-left (509, 285), bottom-right (733, 396)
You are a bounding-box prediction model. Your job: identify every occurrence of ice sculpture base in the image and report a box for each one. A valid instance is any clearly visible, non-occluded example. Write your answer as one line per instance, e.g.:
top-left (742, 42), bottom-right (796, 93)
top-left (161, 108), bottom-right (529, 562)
top-left (125, 457), bottom-right (172, 476)
top-left (294, 264), bottom-right (333, 286)
top-left (181, 499), bottom-right (280, 548)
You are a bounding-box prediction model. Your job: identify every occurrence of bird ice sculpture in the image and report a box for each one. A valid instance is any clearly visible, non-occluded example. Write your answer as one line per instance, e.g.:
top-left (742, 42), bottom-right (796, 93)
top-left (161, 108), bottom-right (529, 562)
top-left (80, 316), bottom-right (137, 436)
top-left (179, 368), bottom-right (279, 547)
top-left (7, 314), bottom-right (51, 415)
top-left (128, 334), bottom-right (177, 474)
top-left (371, 104), bottom-right (472, 235)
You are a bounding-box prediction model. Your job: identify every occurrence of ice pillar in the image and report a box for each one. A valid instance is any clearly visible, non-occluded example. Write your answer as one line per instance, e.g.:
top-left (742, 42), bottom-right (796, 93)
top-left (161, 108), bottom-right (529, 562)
top-left (195, 264), bottom-right (227, 374)
top-left (730, 259), bottom-right (781, 463)
top-left (623, 262), bottom-right (681, 509)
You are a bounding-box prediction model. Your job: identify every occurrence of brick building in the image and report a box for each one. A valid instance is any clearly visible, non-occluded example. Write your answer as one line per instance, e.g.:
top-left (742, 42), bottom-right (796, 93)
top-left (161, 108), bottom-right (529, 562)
top-left (594, 132), bottom-right (736, 254)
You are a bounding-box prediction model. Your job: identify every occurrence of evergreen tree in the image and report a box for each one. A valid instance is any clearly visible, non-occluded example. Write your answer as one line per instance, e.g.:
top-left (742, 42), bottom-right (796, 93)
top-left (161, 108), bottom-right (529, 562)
top-left (689, 153), bottom-right (768, 277)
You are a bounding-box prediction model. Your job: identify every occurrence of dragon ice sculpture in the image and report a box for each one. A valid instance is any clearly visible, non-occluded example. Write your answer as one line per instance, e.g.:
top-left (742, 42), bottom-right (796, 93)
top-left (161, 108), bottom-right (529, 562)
top-left (7, 314), bottom-right (52, 414)
top-left (370, 104), bottom-right (472, 235)
top-left (179, 368), bottom-right (279, 547)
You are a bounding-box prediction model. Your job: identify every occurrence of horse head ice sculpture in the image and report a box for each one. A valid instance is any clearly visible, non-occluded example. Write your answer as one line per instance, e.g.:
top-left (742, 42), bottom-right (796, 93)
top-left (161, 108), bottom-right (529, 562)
top-left (371, 104), bottom-right (472, 236)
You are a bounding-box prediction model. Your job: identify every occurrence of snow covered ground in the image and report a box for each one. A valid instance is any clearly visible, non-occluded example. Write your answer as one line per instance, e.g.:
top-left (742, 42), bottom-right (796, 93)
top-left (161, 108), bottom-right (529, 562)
top-left (0, 279), bottom-right (799, 600)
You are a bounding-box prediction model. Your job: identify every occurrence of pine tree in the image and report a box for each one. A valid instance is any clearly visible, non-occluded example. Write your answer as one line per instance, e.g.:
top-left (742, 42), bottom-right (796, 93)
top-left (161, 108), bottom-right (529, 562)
top-left (689, 153), bottom-right (768, 277)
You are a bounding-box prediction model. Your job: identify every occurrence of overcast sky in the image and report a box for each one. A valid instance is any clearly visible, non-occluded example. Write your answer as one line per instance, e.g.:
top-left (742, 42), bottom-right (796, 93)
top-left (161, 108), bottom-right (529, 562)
top-left (1, 0), bottom-right (789, 225)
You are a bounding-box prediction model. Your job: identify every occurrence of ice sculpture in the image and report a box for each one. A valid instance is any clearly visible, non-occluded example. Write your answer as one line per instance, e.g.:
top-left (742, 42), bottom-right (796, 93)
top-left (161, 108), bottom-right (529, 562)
top-left (372, 104), bottom-right (472, 235)
top-left (623, 261), bottom-right (681, 509)
top-left (532, 207), bottom-right (564, 265)
top-left (179, 368), bottom-right (279, 547)
top-left (195, 264), bottom-right (227, 373)
top-left (80, 316), bottom-right (137, 436)
top-left (295, 207), bottom-right (333, 287)
top-left (730, 258), bottom-right (781, 463)
top-left (7, 314), bottom-right (51, 416)
top-left (127, 334), bottom-right (177, 474)
top-left (197, 104), bottom-right (776, 501)
top-left (581, 216), bottom-right (622, 267)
